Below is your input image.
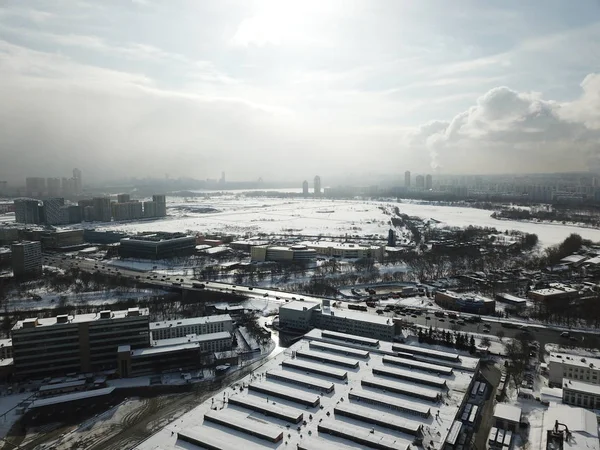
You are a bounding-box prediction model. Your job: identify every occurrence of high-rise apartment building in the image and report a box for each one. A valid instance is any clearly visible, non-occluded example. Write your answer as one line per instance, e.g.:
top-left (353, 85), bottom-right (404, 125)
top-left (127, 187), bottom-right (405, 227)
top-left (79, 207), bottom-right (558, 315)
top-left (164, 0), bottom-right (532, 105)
top-left (11, 308), bottom-right (150, 379)
top-left (405, 170), bottom-right (411, 187)
top-left (47, 178), bottom-right (61, 197)
top-left (11, 241), bottom-right (42, 278)
top-left (92, 197), bottom-right (112, 222)
top-left (152, 194), bottom-right (167, 217)
top-left (314, 176), bottom-right (321, 196)
top-left (425, 174), bottom-right (433, 190)
top-left (42, 197), bottom-right (66, 225)
top-left (14, 199), bottom-right (41, 224)
top-left (143, 201), bottom-right (157, 218)
top-left (113, 201), bottom-right (143, 221)
top-left (302, 180), bottom-right (309, 196)
top-left (117, 193), bottom-right (131, 204)
top-left (416, 175), bottom-right (425, 189)
top-left (73, 168), bottom-right (82, 194)
top-left (25, 177), bottom-right (46, 197)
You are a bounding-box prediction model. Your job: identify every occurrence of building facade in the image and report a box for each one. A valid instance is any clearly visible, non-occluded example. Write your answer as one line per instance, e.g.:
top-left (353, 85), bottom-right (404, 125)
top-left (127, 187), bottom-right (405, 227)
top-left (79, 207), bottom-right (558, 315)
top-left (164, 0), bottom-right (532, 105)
top-left (435, 290), bottom-right (496, 315)
top-left (119, 233), bottom-right (196, 259)
top-left (562, 379), bottom-right (600, 409)
top-left (405, 170), bottom-right (411, 187)
top-left (548, 352), bottom-right (600, 387)
top-left (14, 199), bottom-right (41, 224)
top-left (42, 197), bottom-right (66, 225)
top-left (152, 195), bottom-right (167, 217)
top-left (250, 245), bottom-right (317, 262)
top-left (11, 241), bottom-right (42, 278)
top-left (11, 308), bottom-right (150, 379)
top-left (299, 241), bottom-right (385, 262)
top-left (92, 197), bottom-right (112, 222)
top-left (117, 193), bottom-right (131, 203)
top-left (112, 201), bottom-right (143, 221)
top-left (302, 180), bottom-right (309, 196)
top-left (425, 174), bottom-right (433, 190)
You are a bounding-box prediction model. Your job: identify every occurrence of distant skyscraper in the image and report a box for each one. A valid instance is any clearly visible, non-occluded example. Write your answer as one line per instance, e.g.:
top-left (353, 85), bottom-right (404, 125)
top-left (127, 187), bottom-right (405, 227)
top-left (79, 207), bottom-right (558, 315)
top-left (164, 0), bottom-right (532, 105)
top-left (25, 177), bottom-right (46, 197)
top-left (14, 199), bottom-right (41, 224)
top-left (47, 178), bottom-right (61, 197)
top-left (425, 174), bottom-right (433, 190)
top-left (302, 180), bottom-right (309, 196)
top-left (92, 197), bottom-right (112, 222)
top-left (314, 176), bottom-right (321, 196)
top-left (415, 175), bottom-right (425, 189)
top-left (404, 171), bottom-right (411, 188)
top-left (117, 194), bottom-right (131, 204)
top-left (152, 195), bottom-right (167, 217)
top-left (73, 168), bottom-right (82, 194)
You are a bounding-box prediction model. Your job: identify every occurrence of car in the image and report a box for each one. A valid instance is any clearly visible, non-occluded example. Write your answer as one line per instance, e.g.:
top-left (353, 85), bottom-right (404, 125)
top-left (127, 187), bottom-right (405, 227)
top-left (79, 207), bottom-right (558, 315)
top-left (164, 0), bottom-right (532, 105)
top-left (275, 297), bottom-right (280, 300)
top-left (249, 287), bottom-right (254, 290)
top-left (560, 332), bottom-right (570, 338)
top-left (263, 293), bottom-right (268, 297)
top-left (439, 318), bottom-right (445, 322)
top-left (449, 319), bottom-right (456, 324)
top-left (425, 316), bottom-right (431, 320)
top-left (457, 320), bottom-right (465, 325)
top-left (411, 314), bottom-right (417, 318)
top-left (483, 328), bottom-right (490, 333)
top-left (569, 336), bottom-right (578, 342)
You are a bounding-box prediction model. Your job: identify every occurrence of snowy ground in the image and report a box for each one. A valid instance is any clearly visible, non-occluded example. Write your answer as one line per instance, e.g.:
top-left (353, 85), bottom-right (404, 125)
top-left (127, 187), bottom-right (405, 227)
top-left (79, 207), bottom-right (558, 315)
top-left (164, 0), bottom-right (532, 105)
top-left (4, 287), bottom-right (168, 311)
top-left (58, 196), bottom-right (600, 248)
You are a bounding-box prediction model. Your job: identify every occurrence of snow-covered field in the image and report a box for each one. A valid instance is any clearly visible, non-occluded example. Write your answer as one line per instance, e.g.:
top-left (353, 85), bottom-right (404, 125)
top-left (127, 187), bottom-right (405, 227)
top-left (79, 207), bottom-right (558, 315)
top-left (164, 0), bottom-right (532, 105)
top-left (65, 196), bottom-right (600, 248)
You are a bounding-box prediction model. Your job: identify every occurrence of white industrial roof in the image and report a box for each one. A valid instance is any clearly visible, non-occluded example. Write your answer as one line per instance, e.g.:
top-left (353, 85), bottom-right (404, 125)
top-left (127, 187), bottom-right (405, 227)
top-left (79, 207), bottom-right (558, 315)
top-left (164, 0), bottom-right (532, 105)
top-left (150, 314), bottom-right (232, 330)
top-left (321, 307), bottom-right (394, 326)
top-left (541, 404), bottom-right (599, 450)
top-left (548, 352), bottom-right (600, 370)
top-left (279, 301), bottom-right (319, 312)
top-left (493, 403), bottom-right (521, 423)
top-left (563, 379), bottom-right (600, 396)
top-left (134, 332), bottom-right (231, 357)
top-left (136, 329), bottom-right (478, 450)
top-left (29, 387), bottom-right (115, 409)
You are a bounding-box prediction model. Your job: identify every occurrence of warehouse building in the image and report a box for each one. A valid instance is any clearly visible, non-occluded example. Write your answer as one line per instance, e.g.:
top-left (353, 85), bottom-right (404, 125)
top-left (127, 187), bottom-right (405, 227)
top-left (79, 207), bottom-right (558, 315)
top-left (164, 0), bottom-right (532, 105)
top-left (562, 379), bottom-right (600, 409)
top-left (137, 329), bottom-right (480, 450)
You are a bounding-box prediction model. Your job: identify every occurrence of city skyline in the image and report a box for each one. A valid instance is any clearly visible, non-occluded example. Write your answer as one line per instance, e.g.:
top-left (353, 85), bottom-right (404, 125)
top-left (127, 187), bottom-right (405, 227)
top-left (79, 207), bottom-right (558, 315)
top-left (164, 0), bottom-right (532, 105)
top-left (1, 1), bottom-right (600, 183)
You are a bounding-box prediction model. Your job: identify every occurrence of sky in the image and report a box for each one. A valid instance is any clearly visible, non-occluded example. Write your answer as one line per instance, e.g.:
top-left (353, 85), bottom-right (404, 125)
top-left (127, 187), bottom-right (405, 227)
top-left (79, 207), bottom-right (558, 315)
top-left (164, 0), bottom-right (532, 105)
top-left (1, 0), bottom-right (600, 185)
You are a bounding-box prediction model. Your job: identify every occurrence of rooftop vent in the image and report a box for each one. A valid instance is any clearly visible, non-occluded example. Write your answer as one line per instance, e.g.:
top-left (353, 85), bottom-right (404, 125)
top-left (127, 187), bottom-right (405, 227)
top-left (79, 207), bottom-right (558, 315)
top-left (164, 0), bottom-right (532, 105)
top-left (99, 310), bottom-right (111, 319)
top-left (22, 318), bottom-right (38, 328)
top-left (127, 307), bottom-right (140, 317)
top-left (56, 315), bottom-right (69, 324)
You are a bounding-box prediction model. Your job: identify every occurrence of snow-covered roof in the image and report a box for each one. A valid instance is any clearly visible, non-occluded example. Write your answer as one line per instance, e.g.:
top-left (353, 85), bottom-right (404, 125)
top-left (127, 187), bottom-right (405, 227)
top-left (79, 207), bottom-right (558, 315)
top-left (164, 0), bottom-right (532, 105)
top-left (134, 332), bottom-right (231, 357)
top-left (29, 387), bottom-right (115, 409)
top-left (560, 254), bottom-right (588, 264)
top-left (279, 300), bottom-right (319, 312)
top-left (12, 308), bottom-right (149, 330)
top-left (548, 352), bottom-right (600, 370)
top-left (150, 314), bottom-right (232, 330)
top-left (136, 329), bottom-right (479, 450)
top-left (563, 379), bottom-right (600, 396)
top-left (320, 307), bottom-right (394, 326)
top-left (493, 403), bottom-right (521, 423)
top-left (541, 405), bottom-right (599, 450)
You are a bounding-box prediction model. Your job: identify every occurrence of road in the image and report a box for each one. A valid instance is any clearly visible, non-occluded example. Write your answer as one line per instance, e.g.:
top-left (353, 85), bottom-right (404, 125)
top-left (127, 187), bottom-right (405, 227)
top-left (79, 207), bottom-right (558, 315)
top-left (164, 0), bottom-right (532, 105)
top-left (43, 254), bottom-right (600, 355)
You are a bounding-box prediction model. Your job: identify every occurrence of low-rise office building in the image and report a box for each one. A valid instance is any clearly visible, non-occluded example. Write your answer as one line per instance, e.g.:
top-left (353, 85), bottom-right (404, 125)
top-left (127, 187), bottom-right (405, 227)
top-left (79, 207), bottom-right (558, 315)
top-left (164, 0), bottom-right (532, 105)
top-left (435, 290), bottom-right (495, 315)
top-left (300, 240), bottom-right (385, 262)
top-left (562, 378), bottom-right (600, 409)
top-left (250, 245), bottom-right (316, 262)
top-left (278, 301), bottom-right (394, 341)
top-left (118, 331), bottom-right (232, 378)
top-left (150, 315), bottom-right (233, 340)
top-left (548, 352), bottom-right (600, 387)
top-left (528, 284), bottom-right (579, 303)
top-left (119, 232), bottom-right (196, 259)
top-left (11, 308), bottom-right (150, 379)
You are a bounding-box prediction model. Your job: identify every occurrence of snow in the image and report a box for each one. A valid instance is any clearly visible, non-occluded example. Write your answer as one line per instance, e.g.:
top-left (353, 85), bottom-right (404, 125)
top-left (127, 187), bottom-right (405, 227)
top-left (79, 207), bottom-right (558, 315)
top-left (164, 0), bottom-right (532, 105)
top-left (62, 196), bottom-right (600, 248)
top-left (493, 403), bottom-right (522, 423)
top-left (136, 329), bottom-right (479, 450)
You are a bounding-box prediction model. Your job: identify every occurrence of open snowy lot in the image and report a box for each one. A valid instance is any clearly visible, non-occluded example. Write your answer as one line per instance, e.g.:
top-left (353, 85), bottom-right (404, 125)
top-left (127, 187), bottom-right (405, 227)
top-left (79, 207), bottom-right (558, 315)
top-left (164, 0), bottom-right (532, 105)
top-left (65, 195), bottom-right (600, 248)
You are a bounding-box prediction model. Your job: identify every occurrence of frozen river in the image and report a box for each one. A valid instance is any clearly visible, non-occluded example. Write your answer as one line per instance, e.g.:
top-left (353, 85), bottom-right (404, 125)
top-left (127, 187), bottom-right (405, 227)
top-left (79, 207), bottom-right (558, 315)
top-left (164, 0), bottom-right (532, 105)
top-left (85, 196), bottom-right (600, 248)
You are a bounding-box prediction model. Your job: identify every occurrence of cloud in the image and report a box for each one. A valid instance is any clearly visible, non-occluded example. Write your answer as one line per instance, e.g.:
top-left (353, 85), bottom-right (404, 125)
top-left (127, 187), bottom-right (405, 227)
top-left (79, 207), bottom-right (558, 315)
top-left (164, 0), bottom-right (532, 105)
top-left (406, 76), bottom-right (600, 173)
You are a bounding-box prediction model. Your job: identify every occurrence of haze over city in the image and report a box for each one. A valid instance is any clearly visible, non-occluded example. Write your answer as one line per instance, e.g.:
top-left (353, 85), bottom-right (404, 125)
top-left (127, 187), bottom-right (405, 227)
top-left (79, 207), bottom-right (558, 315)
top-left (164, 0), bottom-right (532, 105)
top-left (1, 0), bottom-right (600, 185)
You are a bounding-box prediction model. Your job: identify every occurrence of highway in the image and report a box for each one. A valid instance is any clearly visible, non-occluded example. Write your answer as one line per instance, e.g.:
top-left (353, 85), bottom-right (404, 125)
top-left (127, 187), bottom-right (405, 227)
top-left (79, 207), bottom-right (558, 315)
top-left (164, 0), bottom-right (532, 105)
top-left (42, 254), bottom-right (600, 354)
